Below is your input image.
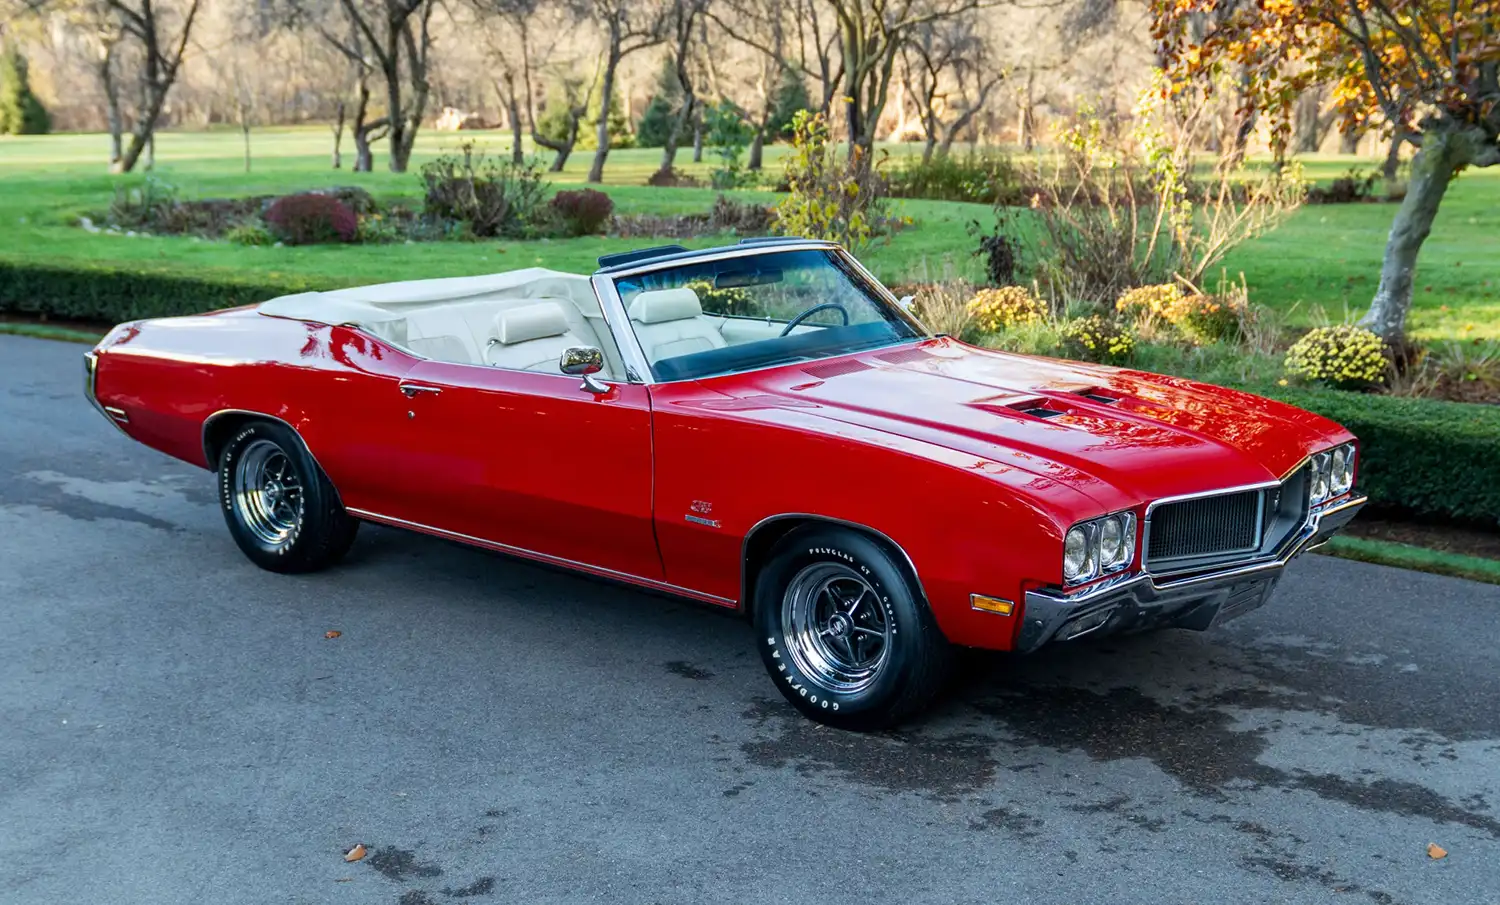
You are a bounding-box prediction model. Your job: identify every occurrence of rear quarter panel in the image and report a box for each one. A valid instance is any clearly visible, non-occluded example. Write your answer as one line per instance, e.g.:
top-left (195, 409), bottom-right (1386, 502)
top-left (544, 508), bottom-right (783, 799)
top-left (93, 310), bottom-right (418, 511)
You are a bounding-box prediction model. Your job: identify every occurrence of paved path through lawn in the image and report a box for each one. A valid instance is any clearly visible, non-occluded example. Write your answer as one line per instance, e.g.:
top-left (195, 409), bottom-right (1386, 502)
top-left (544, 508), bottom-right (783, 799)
top-left (2, 333), bottom-right (1497, 905)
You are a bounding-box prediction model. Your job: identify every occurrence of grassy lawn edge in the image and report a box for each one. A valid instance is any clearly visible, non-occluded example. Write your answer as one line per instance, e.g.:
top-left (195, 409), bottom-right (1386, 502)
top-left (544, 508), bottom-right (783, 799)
top-left (1315, 535), bottom-right (1500, 585)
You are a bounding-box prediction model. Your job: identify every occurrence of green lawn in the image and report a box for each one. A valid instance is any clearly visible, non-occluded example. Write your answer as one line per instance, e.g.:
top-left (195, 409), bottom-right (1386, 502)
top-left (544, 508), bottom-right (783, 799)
top-left (2, 127), bottom-right (1497, 338)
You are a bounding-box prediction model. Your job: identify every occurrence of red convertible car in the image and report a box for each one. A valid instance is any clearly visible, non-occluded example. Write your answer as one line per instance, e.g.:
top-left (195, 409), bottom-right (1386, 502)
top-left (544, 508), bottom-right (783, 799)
top-left (85, 239), bottom-right (1364, 729)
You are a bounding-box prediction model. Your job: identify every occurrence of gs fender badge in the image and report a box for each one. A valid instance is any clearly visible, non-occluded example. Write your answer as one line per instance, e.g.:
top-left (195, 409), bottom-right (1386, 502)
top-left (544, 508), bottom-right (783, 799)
top-left (686, 500), bottom-right (721, 528)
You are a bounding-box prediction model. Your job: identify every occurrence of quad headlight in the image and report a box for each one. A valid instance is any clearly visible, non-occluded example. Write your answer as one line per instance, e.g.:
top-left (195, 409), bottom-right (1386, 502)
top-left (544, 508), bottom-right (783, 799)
top-left (1062, 511), bottom-right (1137, 585)
top-left (1308, 442), bottom-right (1356, 506)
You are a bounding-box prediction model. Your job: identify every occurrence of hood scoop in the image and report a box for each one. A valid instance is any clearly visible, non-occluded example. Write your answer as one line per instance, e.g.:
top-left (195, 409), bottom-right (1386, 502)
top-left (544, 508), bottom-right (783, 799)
top-left (1075, 389), bottom-right (1120, 404)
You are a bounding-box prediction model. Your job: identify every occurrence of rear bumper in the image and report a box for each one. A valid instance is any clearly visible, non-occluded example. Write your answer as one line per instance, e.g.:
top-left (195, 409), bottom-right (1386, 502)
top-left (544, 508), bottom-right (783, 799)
top-left (83, 349), bottom-right (129, 434)
top-left (1016, 494), bottom-right (1366, 652)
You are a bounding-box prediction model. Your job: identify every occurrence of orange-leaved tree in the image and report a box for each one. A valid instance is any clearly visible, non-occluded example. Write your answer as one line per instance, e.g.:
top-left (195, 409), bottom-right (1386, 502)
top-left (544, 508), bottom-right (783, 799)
top-left (1149, 0), bottom-right (1500, 342)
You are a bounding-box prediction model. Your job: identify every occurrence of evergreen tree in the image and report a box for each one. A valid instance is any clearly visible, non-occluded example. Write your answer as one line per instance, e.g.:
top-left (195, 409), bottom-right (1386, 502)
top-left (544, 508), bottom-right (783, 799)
top-left (0, 46), bottom-right (50, 136)
top-left (767, 68), bottom-right (810, 142)
top-left (635, 58), bottom-right (684, 148)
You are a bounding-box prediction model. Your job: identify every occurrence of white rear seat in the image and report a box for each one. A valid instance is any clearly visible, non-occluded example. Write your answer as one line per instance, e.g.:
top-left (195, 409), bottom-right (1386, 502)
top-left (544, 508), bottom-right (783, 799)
top-left (627, 288), bottom-right (727, 364)
top-left (483, 302), bottom-right (584, 373)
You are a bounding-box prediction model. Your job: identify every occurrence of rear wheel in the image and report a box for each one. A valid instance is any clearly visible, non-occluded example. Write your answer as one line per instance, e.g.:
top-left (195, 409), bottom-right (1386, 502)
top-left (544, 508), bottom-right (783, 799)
top-left (753, 526), bottom-right (953, 730)
top-left (217, 420), bottom-right (358, 573)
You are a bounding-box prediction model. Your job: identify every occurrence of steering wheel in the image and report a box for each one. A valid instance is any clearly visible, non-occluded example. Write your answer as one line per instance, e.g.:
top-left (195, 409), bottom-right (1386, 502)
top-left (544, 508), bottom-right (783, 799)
top-left (780, 303), bottom-right (850, 337)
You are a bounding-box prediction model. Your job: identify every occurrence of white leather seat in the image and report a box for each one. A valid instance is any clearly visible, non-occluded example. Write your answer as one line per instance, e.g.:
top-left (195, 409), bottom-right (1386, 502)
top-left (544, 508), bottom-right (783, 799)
top-left (484, 301), bottom-right (584, 373)
top-left (627, 288), bottom-right (728, 364)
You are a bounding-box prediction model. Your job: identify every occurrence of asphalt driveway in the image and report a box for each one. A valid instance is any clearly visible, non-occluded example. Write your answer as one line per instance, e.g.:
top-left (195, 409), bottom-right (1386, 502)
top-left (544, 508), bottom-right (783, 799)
top-left (2, 333), bottom-right (1498, 905)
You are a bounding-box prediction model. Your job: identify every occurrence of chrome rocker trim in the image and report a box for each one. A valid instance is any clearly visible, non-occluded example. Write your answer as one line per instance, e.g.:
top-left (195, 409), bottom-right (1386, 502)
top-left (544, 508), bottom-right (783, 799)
top-left (346, 508), bottom-right (737, 609)
top-left (1017, 494), bottom-right (1366, 653)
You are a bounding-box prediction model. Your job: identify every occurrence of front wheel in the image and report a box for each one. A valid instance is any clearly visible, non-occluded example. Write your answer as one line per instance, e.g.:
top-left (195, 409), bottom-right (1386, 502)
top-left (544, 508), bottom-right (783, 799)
top-left (217, 420), bottom-right (358, 573)
top-left (754, 526), bottom-right (953, 730)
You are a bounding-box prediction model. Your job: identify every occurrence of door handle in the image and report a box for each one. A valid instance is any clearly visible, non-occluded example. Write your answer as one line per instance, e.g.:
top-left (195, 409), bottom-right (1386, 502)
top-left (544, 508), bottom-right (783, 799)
top-left (400, 383), bottom-right (443, 398)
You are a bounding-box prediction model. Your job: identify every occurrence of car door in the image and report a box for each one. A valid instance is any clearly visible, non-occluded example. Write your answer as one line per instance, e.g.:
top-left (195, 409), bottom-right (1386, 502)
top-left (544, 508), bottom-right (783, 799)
top-left (385, 359), bottom-right (663, 581)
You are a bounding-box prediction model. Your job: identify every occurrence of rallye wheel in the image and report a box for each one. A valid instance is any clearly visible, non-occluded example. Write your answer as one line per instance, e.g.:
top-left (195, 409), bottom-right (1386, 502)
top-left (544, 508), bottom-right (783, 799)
top-left (217, 420), bottom-right (358, 573)
top-left (754, 526), bottom-right (953, 730)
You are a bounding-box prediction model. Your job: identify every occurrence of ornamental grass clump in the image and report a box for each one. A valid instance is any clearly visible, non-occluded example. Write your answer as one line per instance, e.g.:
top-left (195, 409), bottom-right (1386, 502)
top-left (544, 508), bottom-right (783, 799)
top-left (966, 286), bottom-right (1046, 333)
top-left (1061, 315), bottom-right (1135, 365)
top-left (1284, 325), bottom-right (1387, 389)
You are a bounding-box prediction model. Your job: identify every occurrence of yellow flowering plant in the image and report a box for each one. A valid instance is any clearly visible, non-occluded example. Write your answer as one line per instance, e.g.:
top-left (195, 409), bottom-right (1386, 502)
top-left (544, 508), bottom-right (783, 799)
top-left (1284, 325), bottom-right (1388, 389)
top-left (1061, 315), bottom-right (1136, 366)
top-left (966, 286), bottom-right (1046, 333)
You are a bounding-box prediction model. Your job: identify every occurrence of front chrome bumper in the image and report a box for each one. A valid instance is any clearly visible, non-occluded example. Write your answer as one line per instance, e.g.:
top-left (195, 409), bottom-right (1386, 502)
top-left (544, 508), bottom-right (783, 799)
top-left (1017, 494), bottom-right (1366, 652)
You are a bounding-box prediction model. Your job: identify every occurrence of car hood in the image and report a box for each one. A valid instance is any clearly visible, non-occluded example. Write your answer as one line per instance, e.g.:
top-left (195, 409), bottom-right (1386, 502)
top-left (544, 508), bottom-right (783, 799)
top-left (714, 338), bottom-right (1351, 511)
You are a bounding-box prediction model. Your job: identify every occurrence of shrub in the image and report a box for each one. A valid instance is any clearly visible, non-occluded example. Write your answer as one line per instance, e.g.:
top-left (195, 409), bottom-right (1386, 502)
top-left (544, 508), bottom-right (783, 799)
top-left (225, 222), bottom-right (275, 246)
top-left (967, 286), bottom-right (1046, 333)
top-left (1306, 168), bottom-right (1379, 204)
top-left (968, 217), bottom-right (1019, 286)
top-left (1178, 292), bottom-right (1244, 344)
top-left (885, 150), bottom-right (1021, 204)
top-left (1116, 283), bottom-right (1189, 323)
top-left (0, 46), bottom-right (49, 135)
top-left (1061, 315), bottom-right (1135, 365)
top-left (420, 142), bottom-right (549, 238)
top-left (0, 259), bottom-right (332, 324)
top-left (264, 193), bottom-right (357, 245)
top-left (774, 110), bottom-right (887, 251)
top-left (550, 188), bottom-right (614, 237)
top-left (107, 176), bottom-right (180, 231)
top-left (704, 100), bottom-right (756, 190)
top-left (354, 213), bottom-right (406, 245)
top-left (709, 193), bottom-right (774, 233)
top-left (1261, 386), bottom-right (1500, 526)
top-left (1284, 325), bottom-right (1387, 389)
top-left (645, 167), bottom-right (703, 188)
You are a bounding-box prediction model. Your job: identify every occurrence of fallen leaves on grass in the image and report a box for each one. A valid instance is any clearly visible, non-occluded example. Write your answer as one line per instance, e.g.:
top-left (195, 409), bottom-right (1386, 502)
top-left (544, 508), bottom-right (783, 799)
top-left (1427, 843), bottom-right (1447, 860)
top-left (344, 843), bottom-right (367, 862)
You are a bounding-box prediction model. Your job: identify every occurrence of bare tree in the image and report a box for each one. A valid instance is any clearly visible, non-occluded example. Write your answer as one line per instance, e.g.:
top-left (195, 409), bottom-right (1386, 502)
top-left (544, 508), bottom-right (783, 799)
top-left (584, 0), bottom-right (667, 182)
top-left (652, 0), bottom-right (706, 178)
top-left (899, 14), bottom-right (1002, 162)
top-left (36, 0), bottom-right (202, 171)
top-left (301, 0), bottom-right (435, 172)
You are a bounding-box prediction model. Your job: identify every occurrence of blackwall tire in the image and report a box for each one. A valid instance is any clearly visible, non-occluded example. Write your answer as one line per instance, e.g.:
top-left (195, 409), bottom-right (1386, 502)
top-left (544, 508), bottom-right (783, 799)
top-left (753, 526), bottom-right (953, 730)
top-left (217, 420), bottom-right (358, 574)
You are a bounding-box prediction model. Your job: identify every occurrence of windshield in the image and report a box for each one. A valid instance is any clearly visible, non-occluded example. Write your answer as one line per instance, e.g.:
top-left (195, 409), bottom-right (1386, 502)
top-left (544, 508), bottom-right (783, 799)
top-left (611, 248), bottom-right (926, 382)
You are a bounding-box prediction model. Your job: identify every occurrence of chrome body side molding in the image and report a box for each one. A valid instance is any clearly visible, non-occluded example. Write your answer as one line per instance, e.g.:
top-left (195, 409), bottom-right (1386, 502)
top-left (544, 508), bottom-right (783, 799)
top-left (346, 508), bottom-right (738, 609)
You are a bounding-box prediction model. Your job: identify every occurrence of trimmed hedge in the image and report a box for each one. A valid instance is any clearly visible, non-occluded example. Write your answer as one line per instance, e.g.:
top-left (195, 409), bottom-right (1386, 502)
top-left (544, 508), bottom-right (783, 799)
top-left (1263, 386), bottom-right (1500, 526)
top-left (3, 256), bottom-right (1497, 527)
top-left (0, 259), bottom-right (336, 324)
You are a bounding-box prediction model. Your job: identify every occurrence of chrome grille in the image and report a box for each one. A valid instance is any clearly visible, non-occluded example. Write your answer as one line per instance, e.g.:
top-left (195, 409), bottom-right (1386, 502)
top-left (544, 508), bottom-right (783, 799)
top-left (1146, 489), bottom-right (1262, 566)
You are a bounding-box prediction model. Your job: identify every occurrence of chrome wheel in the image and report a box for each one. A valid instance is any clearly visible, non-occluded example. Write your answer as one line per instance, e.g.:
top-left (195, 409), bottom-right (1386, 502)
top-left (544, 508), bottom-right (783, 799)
top-left (780, 563), bottom-right (892, 694)
top-left (232, 439), bottom-right (303, 546)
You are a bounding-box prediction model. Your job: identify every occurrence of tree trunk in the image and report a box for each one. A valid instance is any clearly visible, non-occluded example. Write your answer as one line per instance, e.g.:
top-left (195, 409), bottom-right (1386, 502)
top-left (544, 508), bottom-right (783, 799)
top-left (1382, 127), bottom-right (1408, 181)
top-left (384, 53), bottom-right (409, 173)
top-left (1339, 126), bottom-right (1361, 155)
top-left (921, 134), bottom-right (936, 165)
top-left (331, 101), bottom-right (345, 169)
top-left (1358, 129), bottom-right (1463, 342)
top-left (1017, 71), bottom-right (1035, 153)
top-left (692, 114), bottom-right (703, 162)
top-left (507, 94), bottom-right (524, 164)
top-left (657, 96), bottom-right (696, 177)
top-left (241, 122), bottom-right (251, 173)
top-left (587, 52), bottom-right (619, 184)
top-left (747, 130), bottom-right (764, 171)
top-left (98, 46), bottom-right (124, 169)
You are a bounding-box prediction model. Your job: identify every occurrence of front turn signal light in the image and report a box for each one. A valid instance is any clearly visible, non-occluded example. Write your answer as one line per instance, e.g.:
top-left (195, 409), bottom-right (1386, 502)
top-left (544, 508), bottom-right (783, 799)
top-left (970, 594), bottom-right (1015, 616)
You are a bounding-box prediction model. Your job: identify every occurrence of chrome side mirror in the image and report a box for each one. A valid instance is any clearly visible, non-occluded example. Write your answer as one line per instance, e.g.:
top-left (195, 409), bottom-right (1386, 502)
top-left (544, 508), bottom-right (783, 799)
top-left (897, 294), bottom-right (916, 312)
top-left (560, 346), bottom-right (608, 394)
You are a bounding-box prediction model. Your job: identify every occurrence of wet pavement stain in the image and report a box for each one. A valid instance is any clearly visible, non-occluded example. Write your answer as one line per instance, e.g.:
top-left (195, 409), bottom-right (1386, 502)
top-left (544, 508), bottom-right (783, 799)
top-left (442, 877), bottom-right (496, 898)
top-left (969, 806), bottom-right (1043, 839)
top-left (740, 698), bottom-right (1000, 800)
top-left (664, 660), bottom-right (715, 680)
top-left (397, 892), bottom-right (439, 905)
top-left (367, 848), bottom-right (444, 882)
